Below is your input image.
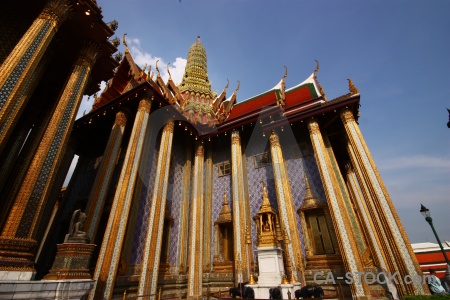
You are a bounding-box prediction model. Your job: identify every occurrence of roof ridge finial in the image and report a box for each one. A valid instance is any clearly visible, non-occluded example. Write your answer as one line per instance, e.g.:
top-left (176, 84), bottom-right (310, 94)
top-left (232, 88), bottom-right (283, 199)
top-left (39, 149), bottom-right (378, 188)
top-left (197, 35), bottom-right (201, 42)
top-left (156, 60), bottom-right (160, 74)
top-left (283, 65), bottom-right (288, 79)
top-left (347, 78), bottom-right (359, 95)
top-left (313, 60), bottom-right (320, 79)
top-left (167, 63), bottom-right (172, 80)
top-left (122, 33), bottom-right (129, 53)
top-left (234, 80), bottom-right (240, 95)
top-left (314, 60), bottom-right (326, 100)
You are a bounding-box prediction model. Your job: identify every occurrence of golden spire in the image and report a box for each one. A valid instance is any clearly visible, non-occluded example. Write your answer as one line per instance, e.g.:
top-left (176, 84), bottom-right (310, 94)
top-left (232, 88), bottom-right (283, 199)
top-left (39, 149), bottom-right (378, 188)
top-left (179, 36), bottom-right (215, 99)
top-left (216, 191), bottom-right (232, 223)
top-left (300, 172), bottom-right (323, 210)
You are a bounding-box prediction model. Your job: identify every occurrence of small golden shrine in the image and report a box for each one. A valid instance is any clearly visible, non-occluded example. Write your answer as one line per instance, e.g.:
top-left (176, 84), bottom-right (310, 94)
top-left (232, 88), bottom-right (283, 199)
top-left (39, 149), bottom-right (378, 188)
top-left (253, 183), bottom-right (279, 247)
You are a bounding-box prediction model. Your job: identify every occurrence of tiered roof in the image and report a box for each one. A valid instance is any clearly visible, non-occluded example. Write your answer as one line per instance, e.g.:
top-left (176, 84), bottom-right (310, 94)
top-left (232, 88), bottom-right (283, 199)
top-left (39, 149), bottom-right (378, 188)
top-left (87, 37), bottom-right (359, 133)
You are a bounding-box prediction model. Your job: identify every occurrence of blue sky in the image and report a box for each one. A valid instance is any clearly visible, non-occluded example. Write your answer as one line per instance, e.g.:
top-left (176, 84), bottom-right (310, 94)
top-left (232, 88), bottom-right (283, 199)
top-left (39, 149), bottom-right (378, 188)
top-left (77, 0), bottom-right (450, 243)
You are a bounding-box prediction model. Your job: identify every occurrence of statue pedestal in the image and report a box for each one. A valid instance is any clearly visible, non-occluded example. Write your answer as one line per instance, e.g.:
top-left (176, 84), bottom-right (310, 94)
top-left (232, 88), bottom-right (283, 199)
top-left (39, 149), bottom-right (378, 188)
top-left (247, 246), bottom-right (300, 299)
top-left (256, 246), bottom-right (285, 284)
top-left (44, 243), bottom-right (95, 280)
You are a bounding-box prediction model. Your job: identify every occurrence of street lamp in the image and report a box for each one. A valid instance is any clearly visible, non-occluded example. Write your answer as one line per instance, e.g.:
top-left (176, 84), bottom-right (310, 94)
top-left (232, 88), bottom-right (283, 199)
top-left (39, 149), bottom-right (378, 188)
top-left (420, 204), bottom-right (450, 289)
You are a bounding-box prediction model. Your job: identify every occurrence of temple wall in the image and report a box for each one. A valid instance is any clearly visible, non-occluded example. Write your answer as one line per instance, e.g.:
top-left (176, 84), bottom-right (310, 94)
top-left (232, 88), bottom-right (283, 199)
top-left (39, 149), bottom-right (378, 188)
top-left (282, 132), bottom-right (327, 257)
top-left (243, 136), bottom-right (277, 253)
top-left (129, 129), bottom-right (160, 266)
top-left (166, 131), bottom-right (187, 266)
top-left (210, 136), bottom-right (232, 265)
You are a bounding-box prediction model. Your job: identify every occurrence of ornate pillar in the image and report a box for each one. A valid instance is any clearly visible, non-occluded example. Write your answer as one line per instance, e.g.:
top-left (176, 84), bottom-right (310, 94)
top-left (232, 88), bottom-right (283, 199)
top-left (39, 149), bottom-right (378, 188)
top-left (307, 118), bottom-right (370, 299)
top-left (321, 133), bottom-right (367, 254)
top-left (230, 130), bottom-right (249, 283)
top-left (340, 108), bottom-right (427, 295)
top-left (187, 142), bottom-right (205, 300)
top-left (345, 164), bottom-right (402, 298)
top-left (137, 120), bottom-right (175, 299)
top-left (0, 0), bottom-right (72, 152)
top-left (0, 41), bottom-right (99, 277)
top-left (84, 110), bottom-right (128, 242)
top-left (90, 98), bottom-right (152, 300)
top-left (346, 140), bottom-right (402, 280)
top-left (0, 54), bottom-right (47, 190)
top-left (203, 144), bottom-right (213, 272)
top-left (178, 138), bottom-right (192, 274)
top-left (269, 131), bottom-right (304, 283)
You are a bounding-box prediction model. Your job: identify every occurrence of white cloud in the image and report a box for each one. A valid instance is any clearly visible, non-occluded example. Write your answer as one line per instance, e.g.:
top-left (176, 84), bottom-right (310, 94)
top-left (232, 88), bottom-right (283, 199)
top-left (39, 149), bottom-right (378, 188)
top-left (128, 38), bottom-right (186, 85)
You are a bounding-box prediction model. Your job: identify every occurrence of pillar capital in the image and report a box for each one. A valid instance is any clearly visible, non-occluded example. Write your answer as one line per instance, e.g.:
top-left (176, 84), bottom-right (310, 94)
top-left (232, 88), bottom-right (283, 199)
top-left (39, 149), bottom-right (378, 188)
top-left (77, 40), bottom-right (101, 67)
top-left (269, 130), bottom-right (280, 147)
top-left (195, 142), bottom-right (204, 157)
top-left (340, 108), bottom-right (355, 124)
top-left (40, 0), bottom-right (73, 29)
top-left (306, 118), bottom-right (320, 135)
top-left (163, 120), bottom-right (175, 134)
top-left (231, 130), bottom-right (240, 145)
top-left (138, 98), bottom-right (152, 113)
top-left (114, 111), bottom-right (128, 126)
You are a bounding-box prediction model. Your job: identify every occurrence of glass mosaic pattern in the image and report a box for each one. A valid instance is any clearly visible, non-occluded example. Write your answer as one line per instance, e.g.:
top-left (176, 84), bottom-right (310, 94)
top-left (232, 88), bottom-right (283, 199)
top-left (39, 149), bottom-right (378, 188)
top-left (18, 66), bottom-right (86, 237)
top-left (166, 137), bottom-right (186, 265)
top-left (129, 135), bottom-right (159, 264)
top-left (0, 22), bottom-right (50, 109)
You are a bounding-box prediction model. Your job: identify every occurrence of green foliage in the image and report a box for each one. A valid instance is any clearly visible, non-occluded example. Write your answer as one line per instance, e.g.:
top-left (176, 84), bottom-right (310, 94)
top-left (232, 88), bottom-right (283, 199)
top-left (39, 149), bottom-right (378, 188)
top-left (403, 294), bottom-right (450, 300)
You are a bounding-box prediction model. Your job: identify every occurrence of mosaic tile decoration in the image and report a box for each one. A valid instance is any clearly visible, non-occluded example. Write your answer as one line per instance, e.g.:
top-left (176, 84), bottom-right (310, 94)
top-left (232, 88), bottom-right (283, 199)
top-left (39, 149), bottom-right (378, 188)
top-left (129, 133), bottom-right (160, 265)
top-left (210, 137), bottom-right (232, 265)
top-left (244, 135), bottom-right (278, 255)
top-left (0, 22), bottom-right (51, 108)
top-left (19, 66), bottom-right (87, 236)
top-left (167, 137), bottom-right (185, 265)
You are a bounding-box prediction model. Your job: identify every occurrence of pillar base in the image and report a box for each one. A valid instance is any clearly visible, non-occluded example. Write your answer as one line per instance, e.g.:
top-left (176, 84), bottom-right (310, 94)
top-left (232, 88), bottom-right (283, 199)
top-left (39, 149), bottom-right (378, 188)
top-left (0, 236), bottom-right (37, 273)
top-left (0, 279), bottom-right (94, 299)
top-left (44, 243), bottom-right (95, 280)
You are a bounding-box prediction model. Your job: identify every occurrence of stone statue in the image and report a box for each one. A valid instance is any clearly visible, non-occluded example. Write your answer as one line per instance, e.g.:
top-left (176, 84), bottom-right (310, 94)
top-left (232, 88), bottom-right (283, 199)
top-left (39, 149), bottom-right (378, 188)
top-left (64, 209), bottom-right (90, 243)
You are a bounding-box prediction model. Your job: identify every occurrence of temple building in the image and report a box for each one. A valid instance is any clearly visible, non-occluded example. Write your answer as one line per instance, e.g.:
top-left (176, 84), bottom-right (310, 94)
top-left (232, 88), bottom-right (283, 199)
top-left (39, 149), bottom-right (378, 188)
top-left (0, 1), bottom-right (430, 299)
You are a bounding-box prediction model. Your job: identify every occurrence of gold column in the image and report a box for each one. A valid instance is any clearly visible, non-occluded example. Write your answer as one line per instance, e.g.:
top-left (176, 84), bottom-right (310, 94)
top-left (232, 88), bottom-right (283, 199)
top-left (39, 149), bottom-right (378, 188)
top-left (307, 118), bottom-right (370, 299)
top-left (0, 0), bottom-right (72, 152)
top-left (0, 55), bottom-right (47, 182)
top-left (345, 165), bottom-right (391, 270)
top-left (322, 133), bottom-right (367, 254)
top-left (269, 131), bottom-right (304, 283)
top-left (0, 103), bottom-right (54, 230)
top-left (178, 138), bottom-right (192, 274)
top-left (0, 41), bottom-right (99, 273)
top-left (84, 111), bottom-right (128, 242)
top-left (347, 141), bottom-right (401, 270)
top-left (138, 120), bottom-right (175, 299)
top-left (90, 98), bottom-right (152, 300)
top-left (187, 142), bottom-right (205, 300)
top-left (340, 108), bottom-right (427, 295)
top-left (203, 144), bottom-right (213, 272)
top-left (230, 130), bottom-right (249, 283)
